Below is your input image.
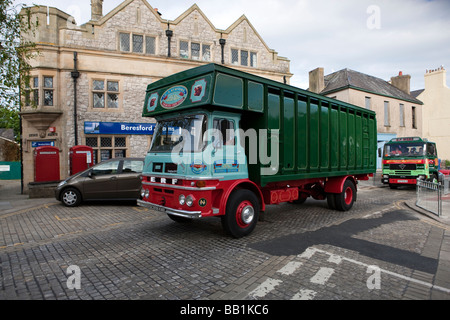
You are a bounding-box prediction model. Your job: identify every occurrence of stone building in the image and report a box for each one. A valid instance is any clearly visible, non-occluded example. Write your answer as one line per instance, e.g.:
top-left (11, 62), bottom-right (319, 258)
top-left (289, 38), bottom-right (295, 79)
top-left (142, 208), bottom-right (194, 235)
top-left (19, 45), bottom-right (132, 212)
top-left (414, 66), bottom-right (450, 161)
top-left (309, 67), bottom-right (423, 168)
top-left (19, 0), bottom-right (291, 192)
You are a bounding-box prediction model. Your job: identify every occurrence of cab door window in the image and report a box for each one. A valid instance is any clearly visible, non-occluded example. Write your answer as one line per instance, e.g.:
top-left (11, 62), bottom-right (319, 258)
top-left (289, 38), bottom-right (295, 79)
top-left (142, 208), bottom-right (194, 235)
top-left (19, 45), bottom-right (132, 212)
top-left (213, 119), bottom-right (235, 147)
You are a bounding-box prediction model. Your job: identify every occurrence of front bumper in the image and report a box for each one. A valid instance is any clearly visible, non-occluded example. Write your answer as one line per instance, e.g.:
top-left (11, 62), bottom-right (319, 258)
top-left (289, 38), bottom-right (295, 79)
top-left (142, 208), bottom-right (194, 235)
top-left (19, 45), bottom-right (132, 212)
top-left (137, 199), bottom-right (202, 219)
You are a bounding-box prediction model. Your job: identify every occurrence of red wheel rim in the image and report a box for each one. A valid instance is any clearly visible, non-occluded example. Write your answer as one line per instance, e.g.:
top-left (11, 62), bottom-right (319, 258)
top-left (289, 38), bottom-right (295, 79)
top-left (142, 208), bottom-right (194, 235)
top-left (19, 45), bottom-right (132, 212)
top-left (235, 200), bottom-right (254, 228)
top-left (344, 187), bottom-right (353, 205)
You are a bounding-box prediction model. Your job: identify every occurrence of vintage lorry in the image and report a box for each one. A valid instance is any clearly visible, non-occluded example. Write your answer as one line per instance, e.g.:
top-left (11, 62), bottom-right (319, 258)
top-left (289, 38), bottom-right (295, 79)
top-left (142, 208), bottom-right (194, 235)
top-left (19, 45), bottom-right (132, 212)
top-left (380, 137), bottom-right (439, 188)
top-left (137, 64), bottom-right (377, 237)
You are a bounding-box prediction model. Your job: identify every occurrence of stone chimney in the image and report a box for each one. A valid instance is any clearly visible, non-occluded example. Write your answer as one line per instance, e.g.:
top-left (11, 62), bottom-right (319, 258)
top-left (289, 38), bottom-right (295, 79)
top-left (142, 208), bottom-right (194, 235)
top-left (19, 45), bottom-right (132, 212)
top-left (390, 71), bottom-right (411, 94)
top-left (309, 67), bottom-right (325, 94)
top-left (91, 0), bottom-right (103, 21)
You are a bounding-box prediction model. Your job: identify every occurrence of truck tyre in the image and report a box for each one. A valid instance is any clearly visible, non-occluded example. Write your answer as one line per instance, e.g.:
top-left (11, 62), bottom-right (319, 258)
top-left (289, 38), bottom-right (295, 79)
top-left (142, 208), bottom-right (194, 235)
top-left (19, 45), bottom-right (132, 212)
top-left (327, 193), bottom-right (336, 210)
top-left (222, 189), bottom-right (259, 238)
top-left (334, 180), bottom-right (356, 211)
top-left (61, 188), bottom-right (82, 207)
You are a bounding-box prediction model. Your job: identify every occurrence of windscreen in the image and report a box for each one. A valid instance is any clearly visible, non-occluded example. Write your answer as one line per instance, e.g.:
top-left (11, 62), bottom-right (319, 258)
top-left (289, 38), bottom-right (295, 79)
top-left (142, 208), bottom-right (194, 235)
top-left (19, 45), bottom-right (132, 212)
top-left (149, 114), bottom-right (207, 153)
top-left (384, 143), bottom-right (425, 157)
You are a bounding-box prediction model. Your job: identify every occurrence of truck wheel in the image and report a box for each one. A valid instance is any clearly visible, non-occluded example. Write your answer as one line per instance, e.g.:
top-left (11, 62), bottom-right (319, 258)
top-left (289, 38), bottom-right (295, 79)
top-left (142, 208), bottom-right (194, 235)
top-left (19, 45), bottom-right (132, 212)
top-left (327, 193), bottom-right (336, 210)
top-left (221, 189), bottom-right (259, 238)
top-left (61, 188), bottom-right (82, 207)
top-left (334, 180), bottom-right (356, 211)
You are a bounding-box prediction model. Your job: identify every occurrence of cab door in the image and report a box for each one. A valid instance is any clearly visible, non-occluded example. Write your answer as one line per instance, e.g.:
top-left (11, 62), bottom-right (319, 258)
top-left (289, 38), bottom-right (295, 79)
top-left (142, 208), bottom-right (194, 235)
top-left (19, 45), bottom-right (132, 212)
top-left (210, 116), bottom-right (247, 180)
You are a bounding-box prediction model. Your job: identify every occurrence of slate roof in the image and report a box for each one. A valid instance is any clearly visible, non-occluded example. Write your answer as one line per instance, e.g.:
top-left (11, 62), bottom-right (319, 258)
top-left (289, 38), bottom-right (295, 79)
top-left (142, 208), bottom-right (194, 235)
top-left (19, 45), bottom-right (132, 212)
top-left (321, 68), bottom-right (423, 105)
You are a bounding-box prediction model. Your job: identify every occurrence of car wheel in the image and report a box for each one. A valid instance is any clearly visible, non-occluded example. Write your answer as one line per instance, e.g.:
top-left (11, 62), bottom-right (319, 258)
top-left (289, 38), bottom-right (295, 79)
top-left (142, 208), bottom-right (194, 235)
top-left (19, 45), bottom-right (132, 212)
top-left (61, 188), bottom-right (82, 207)
top-left (221, 189), bottom-right (259, 238)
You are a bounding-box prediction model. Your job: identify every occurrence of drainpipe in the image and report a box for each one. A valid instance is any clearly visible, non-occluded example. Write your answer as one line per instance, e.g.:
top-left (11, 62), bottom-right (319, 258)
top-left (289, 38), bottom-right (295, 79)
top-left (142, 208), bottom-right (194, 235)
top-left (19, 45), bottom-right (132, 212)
top-left (71, 52), bottom-right (80, 146)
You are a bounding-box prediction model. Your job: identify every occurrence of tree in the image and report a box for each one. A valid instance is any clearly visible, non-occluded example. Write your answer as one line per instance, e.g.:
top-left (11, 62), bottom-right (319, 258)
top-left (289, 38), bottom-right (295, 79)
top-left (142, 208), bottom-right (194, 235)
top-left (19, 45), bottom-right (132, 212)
top-left (0, 0), bottom-right (38, 142)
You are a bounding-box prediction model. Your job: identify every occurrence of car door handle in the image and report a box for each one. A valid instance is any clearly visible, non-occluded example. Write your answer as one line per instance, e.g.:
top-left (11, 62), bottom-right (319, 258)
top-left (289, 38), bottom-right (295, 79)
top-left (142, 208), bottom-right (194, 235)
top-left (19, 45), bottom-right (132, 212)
top-left (110, 176), bottom-right (118, 180)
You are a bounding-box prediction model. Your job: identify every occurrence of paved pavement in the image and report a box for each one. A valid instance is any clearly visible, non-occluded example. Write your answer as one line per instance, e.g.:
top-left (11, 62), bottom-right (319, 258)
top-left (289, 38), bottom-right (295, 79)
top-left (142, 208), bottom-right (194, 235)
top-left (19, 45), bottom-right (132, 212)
top-left (1, 177), bottom-right (449, 302)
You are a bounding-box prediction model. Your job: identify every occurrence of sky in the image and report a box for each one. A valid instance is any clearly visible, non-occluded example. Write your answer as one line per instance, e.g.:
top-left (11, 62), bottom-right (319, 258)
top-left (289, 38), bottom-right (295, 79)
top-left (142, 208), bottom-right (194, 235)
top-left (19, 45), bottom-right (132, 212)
top-left (12, 0), bottom-right (450, 91)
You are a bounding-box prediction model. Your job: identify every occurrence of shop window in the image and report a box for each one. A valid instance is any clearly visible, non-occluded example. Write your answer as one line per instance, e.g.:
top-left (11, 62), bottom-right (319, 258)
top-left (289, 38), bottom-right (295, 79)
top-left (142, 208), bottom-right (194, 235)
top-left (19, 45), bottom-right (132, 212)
top-left (85, 136), bottom-right (128, 164)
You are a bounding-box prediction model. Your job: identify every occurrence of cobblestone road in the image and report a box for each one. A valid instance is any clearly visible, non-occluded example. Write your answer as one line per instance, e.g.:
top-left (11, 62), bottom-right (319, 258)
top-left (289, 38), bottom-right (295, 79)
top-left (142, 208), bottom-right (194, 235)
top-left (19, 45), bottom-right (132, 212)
top-left (1, 180), bottom-right (449, 302)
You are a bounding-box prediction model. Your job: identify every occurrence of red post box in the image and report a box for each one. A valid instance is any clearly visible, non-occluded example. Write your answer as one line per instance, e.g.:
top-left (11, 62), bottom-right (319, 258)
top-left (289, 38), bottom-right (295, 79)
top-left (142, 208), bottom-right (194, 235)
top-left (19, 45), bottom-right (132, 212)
top-left (70, 145), bottom-right (93, 175)
top-left (34, 146), bottom-right (60, 182)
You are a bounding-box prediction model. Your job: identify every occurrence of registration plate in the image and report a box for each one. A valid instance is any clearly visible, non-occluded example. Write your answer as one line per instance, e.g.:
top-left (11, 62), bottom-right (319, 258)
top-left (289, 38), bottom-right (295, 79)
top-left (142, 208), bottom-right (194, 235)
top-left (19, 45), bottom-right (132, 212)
top-left (397, 180), bottom-right (408, 183)
top-left (148, 204), bottom-right (166, 212)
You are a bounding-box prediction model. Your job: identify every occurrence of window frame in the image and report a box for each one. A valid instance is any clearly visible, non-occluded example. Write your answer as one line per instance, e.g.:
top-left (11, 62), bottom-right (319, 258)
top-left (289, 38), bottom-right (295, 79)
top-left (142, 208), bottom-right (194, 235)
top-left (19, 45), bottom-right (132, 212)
top-left (179, 40), bottom-right (212, 61)
top-left (91, 78), bottom-right (121, 110)
top-left (119, 32), bottom-right (157, 55)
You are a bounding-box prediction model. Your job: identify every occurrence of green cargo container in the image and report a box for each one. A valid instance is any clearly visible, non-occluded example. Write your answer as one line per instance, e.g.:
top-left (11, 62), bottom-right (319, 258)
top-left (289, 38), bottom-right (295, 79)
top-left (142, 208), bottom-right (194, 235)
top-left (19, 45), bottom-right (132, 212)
top-left (138, 64), bottom-right (377, 237)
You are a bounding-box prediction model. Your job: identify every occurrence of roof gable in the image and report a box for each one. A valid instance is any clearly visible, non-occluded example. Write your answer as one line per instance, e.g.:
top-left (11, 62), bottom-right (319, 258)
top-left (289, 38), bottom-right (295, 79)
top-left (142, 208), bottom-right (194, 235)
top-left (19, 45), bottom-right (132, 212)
top-left (322, 69), bottom-right (422, 104)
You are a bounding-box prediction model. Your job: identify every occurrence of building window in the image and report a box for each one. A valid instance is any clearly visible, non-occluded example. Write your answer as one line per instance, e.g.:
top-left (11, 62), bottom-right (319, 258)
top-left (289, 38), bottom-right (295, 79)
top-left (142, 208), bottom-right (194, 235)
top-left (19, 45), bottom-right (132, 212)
top-left (180, 41), bottom-right (189, 59)
top-left (399, 103), bottom-right (405, 127)
top-left (250, 52), bottom-right (257, 67)
top-left (231, 49), bottom-right (239, 65)
top-left (412, 106), bottom-right (417, 129)
top-left (202, 44), bottom-right (211, 61)
top-left (191, 42), bottom-right (200, 60)
top-left (92, 80), bottom-right (119, 109)
top-left (85, 136), bottom-right (127, 164)
top-left (231, 49), bottom-right (257, 67)
top-left (179, 41), bottom-right (211, 61)
top-left (132, 34), bottom-right (144, 53)
top-left (120, 33), bottom-right (156, 54)
top-left (365, 97), bottom-right (371, 110)
top-left (43, 76), bottom-right (54, 106)
top-left (119, 32), bottom-right (130, 52)
top-left (32, 76), bottom-right (39, 106)
top-left (384, 101), bottom-right (390, 126)
top-left (146, 36), bottom-right (156, 55)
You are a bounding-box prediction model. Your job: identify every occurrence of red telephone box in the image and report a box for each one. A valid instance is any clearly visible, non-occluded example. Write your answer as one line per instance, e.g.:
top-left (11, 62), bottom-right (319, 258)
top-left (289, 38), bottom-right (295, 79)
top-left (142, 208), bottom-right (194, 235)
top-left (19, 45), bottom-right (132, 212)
top-left (70, 145), bottom-right (93, 175)
top-left (34, 146), bottom-right (60, 182)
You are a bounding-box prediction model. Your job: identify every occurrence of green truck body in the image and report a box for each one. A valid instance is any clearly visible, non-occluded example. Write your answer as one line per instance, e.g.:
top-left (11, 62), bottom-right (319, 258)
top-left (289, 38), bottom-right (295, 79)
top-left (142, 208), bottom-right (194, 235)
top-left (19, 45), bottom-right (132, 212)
top-left (381, 137), bottom-right (439, 188)
top-left (138, 63), bottom-right (377, 237)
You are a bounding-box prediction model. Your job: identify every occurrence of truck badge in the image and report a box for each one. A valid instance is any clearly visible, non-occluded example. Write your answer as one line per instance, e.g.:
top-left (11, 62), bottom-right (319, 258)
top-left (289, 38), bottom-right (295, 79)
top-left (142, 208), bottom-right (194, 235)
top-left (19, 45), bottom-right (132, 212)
top-left (161, 86), bottom-right (188, 109)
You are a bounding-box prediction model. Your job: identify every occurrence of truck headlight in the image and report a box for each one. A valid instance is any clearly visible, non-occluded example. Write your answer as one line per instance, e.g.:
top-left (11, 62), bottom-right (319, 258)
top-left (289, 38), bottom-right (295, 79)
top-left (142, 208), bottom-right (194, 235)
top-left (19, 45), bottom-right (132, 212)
top-left (179, 194), bottom-right (186, 205)
top-left (186, 195), bottom-right (194, 207)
